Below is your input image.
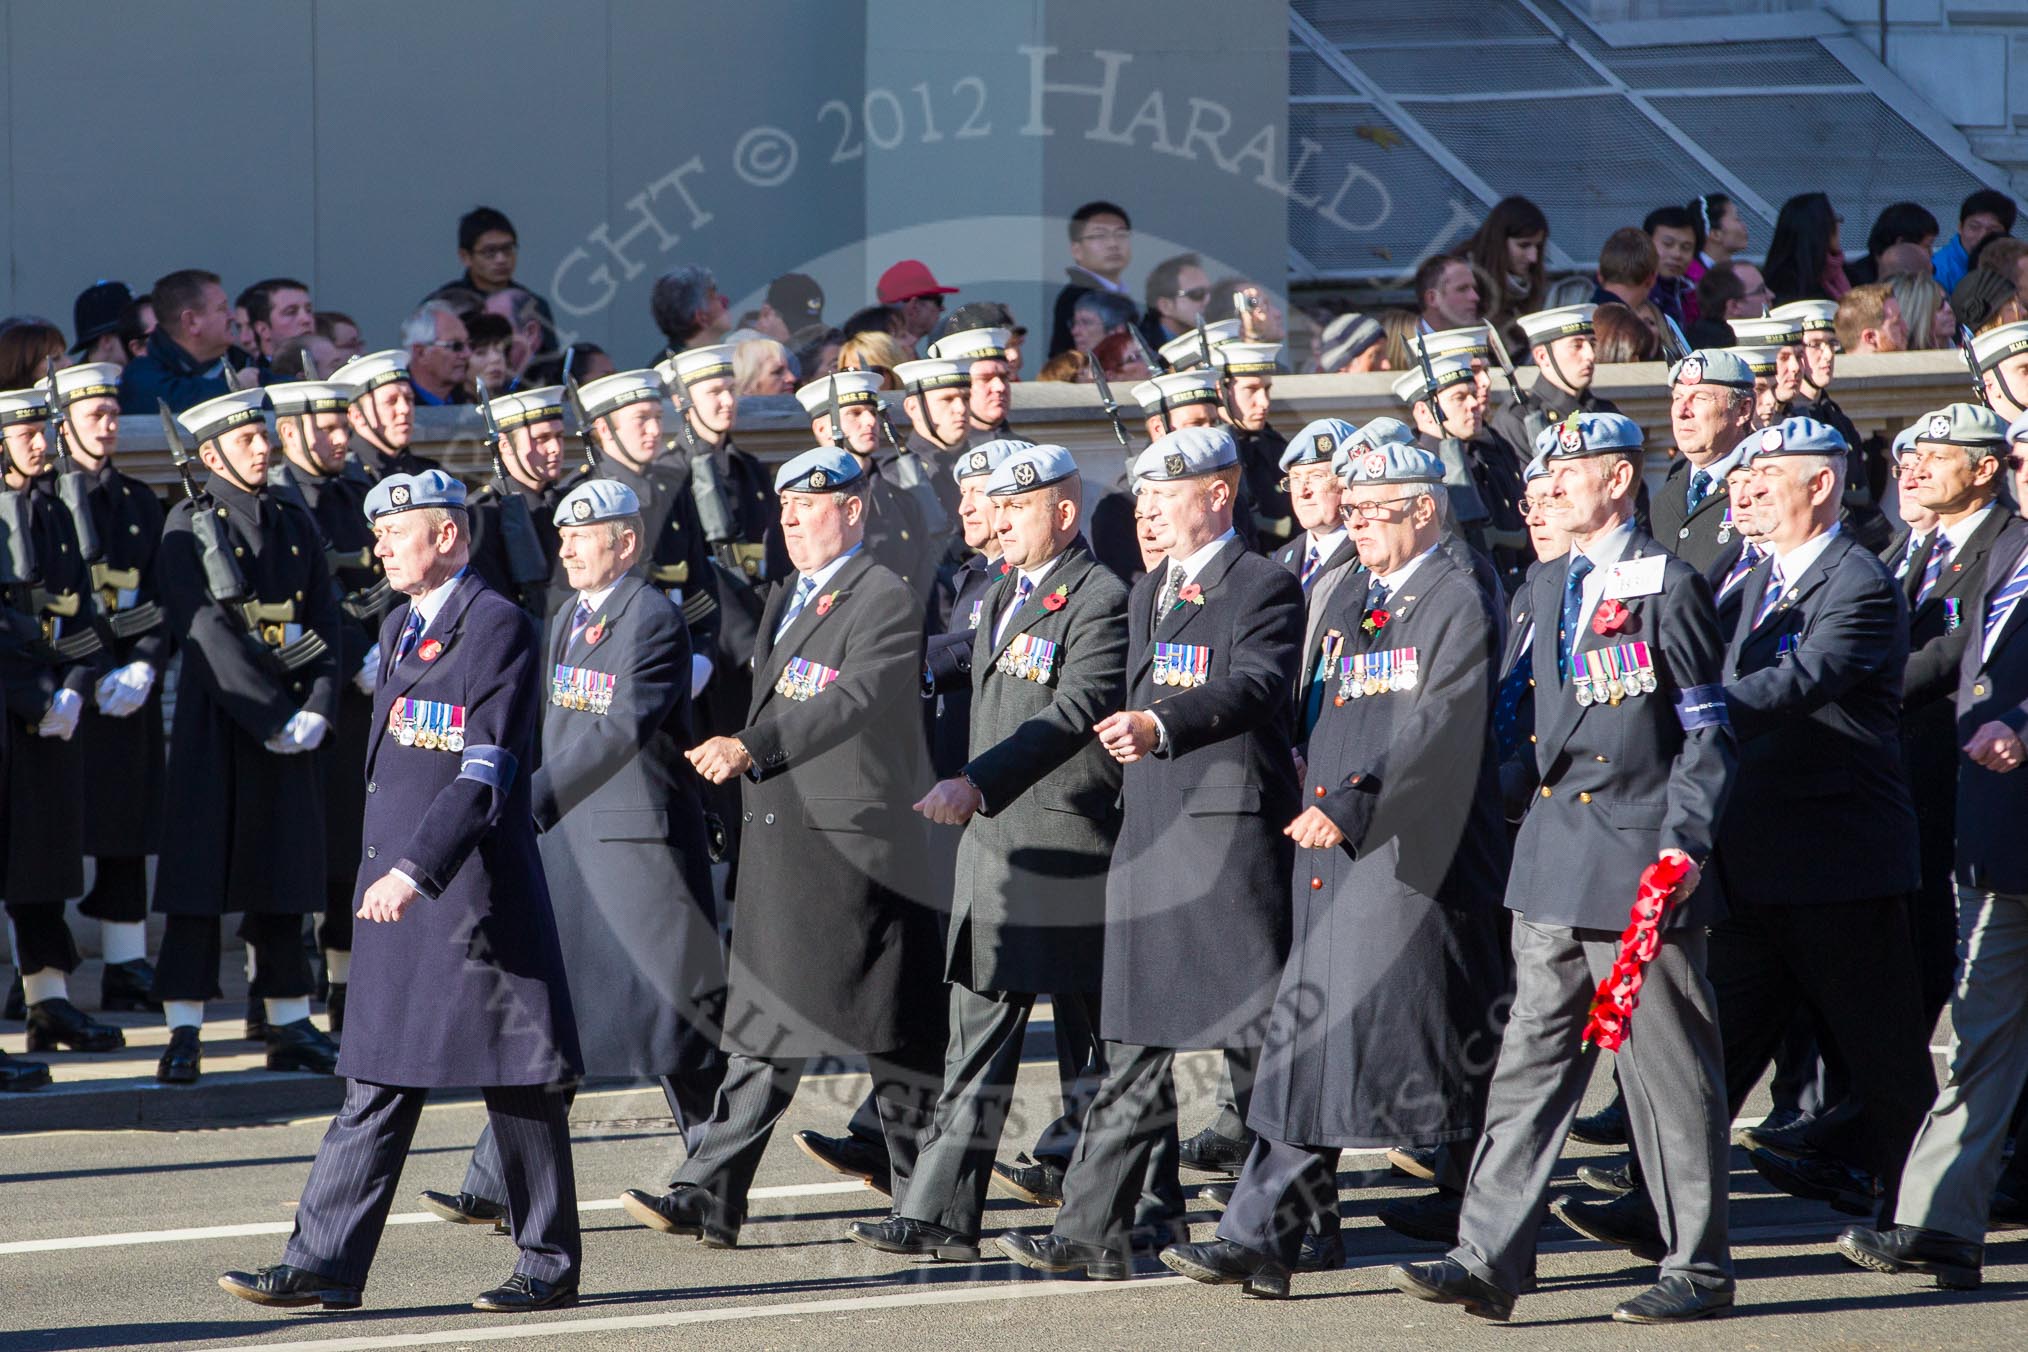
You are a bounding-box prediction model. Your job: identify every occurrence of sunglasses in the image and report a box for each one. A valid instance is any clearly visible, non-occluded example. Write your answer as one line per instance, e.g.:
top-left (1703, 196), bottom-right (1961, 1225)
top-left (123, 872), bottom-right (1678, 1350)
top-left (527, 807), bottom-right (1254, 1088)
top-left (2008, 453), bottom-right (2028, 473)
top-left (1176, 287), bottom-right (1210, 303)
top-left (426, 339), bottom-right (470, 353)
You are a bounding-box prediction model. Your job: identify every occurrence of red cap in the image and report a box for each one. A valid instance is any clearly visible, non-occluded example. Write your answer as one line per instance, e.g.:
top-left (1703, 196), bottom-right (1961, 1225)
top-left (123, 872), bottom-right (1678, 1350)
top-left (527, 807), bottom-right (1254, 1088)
top-left (877, 259), bottom-right (958, 305)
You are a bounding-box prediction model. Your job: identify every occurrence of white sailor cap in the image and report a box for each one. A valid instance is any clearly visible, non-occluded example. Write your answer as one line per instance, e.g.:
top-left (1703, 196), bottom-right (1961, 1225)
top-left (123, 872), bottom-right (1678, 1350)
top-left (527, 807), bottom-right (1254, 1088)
top-left (1517, 304), bottom-right (1597, 346)
top-left (927, 327), bottom-right (1012, 363)
top-left (364, 469), bottom-right (467, 520)
top-left (1130, 425), bottom-right (1239, 482)
top-left (266, 381), bottom-right (353, 417)
top-left (1971, 320), bottom-right (2028, 374)
top-left (1727, 315), bottom-right (1803, 346)
top-left (1391, 356), bottom-right (1475, 405)
top-left (1727, 346), bottom-right (1779, 378)
top-left (1158, 319), bottom-right (1243, 371)
top-left (1211, 342), bottom-right (1282, 377)
top-left (656, 343), bottom-right (738, 390)
top-left (1131, 370), bottom-right (1223, 414)
top-left (485, 385), bottom-right (566, 431)
top-left (577, 369), bottom-right (665, 421)
top-left (986, 444), bottom-right (1079, 496)
top-left (774, 446), bottom-right (866, 494)
top-left (178, 388), bottom-right (271, 444)
top-left (1408, 324), bottom-right (1491, 364)
top-left (1770, 300), bottom-right (1839, 334)
top-left (890, 359), bottom-right (971, 394)
top-left (952, 438), bottom-right (1033, 484)
top-left (554, 477), bottom-right (641, 526)
top-left (1282, 418), bottom-right (1357, 472)
top-left (335, 349), bottom-right (412, 401)
top-left (794, 370), bottom-right (887, 415)
top-left (0, 386), bottom-right (50, 428)
top-left (45, 361), bottom-right (121, 408)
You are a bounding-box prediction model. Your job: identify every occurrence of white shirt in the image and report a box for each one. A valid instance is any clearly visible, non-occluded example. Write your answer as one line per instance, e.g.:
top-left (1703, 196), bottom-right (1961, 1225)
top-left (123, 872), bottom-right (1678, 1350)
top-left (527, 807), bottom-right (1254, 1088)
top-left (1767, 522), bottom-right (1843, 595)
top-left (405, 567), bottom-right (468, 637)
top-left (791, 543), bottom-right (862, 601)
top-left (1570, 518), bottom-right (1636, 625)
top-left (1372, 542), bottom-right (1440, 599)
top-left (1936, 503), bottom-right (1997, 560)
top-left (575, 581), bottom-right (620, 616)
top-left (1684, 446), bottom-right (1745, 504)
top-left (996, 552), bottom-right (1064, 645)
top-left (1301, 526), bottom-right (1348, 570)
top-left (1170, 528), bottom-right (1238, 585)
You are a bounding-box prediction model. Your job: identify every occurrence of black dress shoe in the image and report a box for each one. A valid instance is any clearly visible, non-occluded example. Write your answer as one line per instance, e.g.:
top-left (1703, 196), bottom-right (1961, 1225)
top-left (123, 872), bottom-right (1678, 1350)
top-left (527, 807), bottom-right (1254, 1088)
top-left (1550, 1192), bottom-right (1665, 1262)
top-left (157, 1026), bottom-right (201, 1084)
top-left (1294, 1227), bottom-right (1346, 1273)
top-left (1386, 1145), bottom-right (1439, 1181)
top-left (990, 1153), bottom-right (1065, 1207)
top-left (1577, 1160), bottom-right (1636, 1196)
top-left (0, 1050), bottom-right (52, 1092)
top-left (1392, 1257), bottom-right (1514, 1321)
top-left (792, 1129), bottom-right (892, 1195)
top-left (1568, 1097), bottom-right (1628, 1147)
top-left (100, 958), bottom-right (160, 1013)
top-left (994, 1230), bottom-right (1129, 1280)
top-left (1377, 1190), bottom-right (1461, 1245)
top-left (472, 1271), bottom-right (577, 1312)
top-left (3, 975), bottom-right (22, 1022)
top-left (1837, 1224), bottom-right (1982, 1289)
top-left (266, 1018), bottom-right (340, 1074)
top-left (418, 1189), bottom-right (509, 1232)
top-left (845, 1214), bottom-right (981, 1261)
top-left (1749, 1146), bottom-right (1880, 1217)
top-left (1198, 1182), bottom-right (1234, 1212)
top-left (619, 1185), bottom-right (741, 1247)
top-left (1178, 1126), bottom-right (1252, 1175)
top-left (1990, 1186), bottom-right (2028, 1232)
top-left (326, 983), bottom-right (346, 1038)
top-left (1160, 1238), bottom-right (1290, 1298)
top-left (218, 1263), bottom-right (362, 1311)
top-left (1127, 1215), bottom-right (1191, 1254)
top-left (1613, 1274), bottom-right (1734, 1324)
top-left (25, 998), bottom-right (125, 1053)
top-left (1739, 1107), bottom-right (1817, 1157)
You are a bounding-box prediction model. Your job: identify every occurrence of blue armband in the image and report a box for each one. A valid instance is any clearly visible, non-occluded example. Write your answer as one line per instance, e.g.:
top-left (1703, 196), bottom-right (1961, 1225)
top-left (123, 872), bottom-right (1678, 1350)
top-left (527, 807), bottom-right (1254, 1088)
top-left (458, 744), bottom-right (518, 792)
top-left (1674, 685), bottom-right (1730, 731)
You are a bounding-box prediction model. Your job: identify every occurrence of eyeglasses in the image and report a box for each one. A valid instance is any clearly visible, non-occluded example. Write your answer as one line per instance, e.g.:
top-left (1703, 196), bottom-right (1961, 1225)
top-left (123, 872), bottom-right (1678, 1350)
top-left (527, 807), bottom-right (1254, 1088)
top-left (1077, 228), bottom-right (1132, 245)
top-left (426, 339), bottom-right (470, 353)
top-left (1341, 495), bottom-right (1424, 520)
top-left (471, 242), bottom-right (516, 260)
top-left (1176, 287), bottom-right (1210, 303)
top-left (2006, 453), bottom-right (2028, 473)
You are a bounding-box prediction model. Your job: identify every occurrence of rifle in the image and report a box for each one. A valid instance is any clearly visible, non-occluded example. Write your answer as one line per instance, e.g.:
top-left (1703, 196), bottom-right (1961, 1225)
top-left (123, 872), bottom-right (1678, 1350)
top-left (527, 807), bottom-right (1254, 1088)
top-left (1089, 351), bottom-right (1130, 447)
top-left (473, 376), bottom-right (549, 588)
top-left (563, 372), bottom-right (605, 471)
top-left (1485, 324), bottom-right (1549, 448)
top-left (825, 375), bottom-right (849, 452)
top-left (1960, 324), bottom-right (1992, 408)
top-left (1660, 314), bottom-right (1692, 366)
top-left (1129, 324), bottom-right (1169, 376)
top-left (1418, 339), bottom-right (1489, 526)
top-left (43, 358), bottom-right (103, 565)
top-left (159, 398), bottom-right (251, 605)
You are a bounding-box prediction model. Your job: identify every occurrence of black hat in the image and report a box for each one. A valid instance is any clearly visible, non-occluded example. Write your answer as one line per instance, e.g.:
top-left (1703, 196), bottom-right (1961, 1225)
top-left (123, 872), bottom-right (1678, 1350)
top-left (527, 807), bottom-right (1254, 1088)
top-left (944, 300), bottom-right (1026, 340)
top-left (765, 273), bottom-right (825, 326)
top-left (70, 280), bottom-right (133, 354)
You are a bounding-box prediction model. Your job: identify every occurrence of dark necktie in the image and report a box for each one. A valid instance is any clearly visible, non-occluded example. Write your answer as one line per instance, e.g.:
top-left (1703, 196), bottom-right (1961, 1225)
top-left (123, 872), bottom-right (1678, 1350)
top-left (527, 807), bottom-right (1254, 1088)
top-left (775, 575), bottom-right (816, 640)
top-left (566, 598), bottom-right (593, 650)
top-left (1917, 537), bottom-right (1953, 605)
top-left (1559, 555), bottom-right (1594, 680)
top-left (1156, 562), bottom-right (1184, 621)
top-left (1300, 542), bottom-right (1321, 589)
top-left (1494, 625), bottom-right (1534, 761)
top-left (1754, 564), bottom-right (1787, 629)
top-left (395, 609), bottom-right (422, 661)
top-left (996, 576), bottom-right (1033, 645)
top-left (1717, 543), bottom-right (1761, 601)
top-left (1687, 469), bottom-right (1712, 513)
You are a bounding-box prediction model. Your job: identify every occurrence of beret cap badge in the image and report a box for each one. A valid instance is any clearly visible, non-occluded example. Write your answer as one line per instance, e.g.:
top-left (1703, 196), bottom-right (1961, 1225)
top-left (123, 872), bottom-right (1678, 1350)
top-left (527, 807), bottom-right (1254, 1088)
top-left (572, 499), bottom-right (591, 521)
top-left (1928, 413), bottom-right (1952, 438)
top-left (390, 485), bottom-right (411, 506)
top-left (1013, 461), bottom-right (1037, 487)
top-left (1164, 453), bottom-right (1186, 476)
top-left (809, 469), bottom-right (829, 489)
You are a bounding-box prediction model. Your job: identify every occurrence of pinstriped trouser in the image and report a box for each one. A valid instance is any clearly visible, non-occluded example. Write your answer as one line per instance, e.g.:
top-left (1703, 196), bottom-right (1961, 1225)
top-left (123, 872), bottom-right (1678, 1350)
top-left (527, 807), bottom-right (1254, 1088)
top-left (283, 1078), bottom-right (578, 1288)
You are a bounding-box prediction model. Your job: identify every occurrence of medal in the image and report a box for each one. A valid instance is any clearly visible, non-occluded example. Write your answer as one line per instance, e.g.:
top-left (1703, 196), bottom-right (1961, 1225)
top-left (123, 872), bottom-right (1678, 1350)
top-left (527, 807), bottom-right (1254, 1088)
top-left (1572, 652), bottom-right (1594, 706)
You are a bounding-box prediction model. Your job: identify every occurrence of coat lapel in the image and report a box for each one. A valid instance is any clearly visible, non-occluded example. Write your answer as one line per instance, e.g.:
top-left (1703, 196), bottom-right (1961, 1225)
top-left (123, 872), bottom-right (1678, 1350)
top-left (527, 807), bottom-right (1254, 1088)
top-left (1977, 531), bottom-right (2028, 672)
top-left (985, 541), bottom-right (1097, 669)
top-left (752, 550), bottom-right (875, 710)
top-left (1915, 509), bottom-right (2008, 625)
top-left (1133, 537), bottom-right (1242, 684)
top-left (1733, 533), bottom-right (1846, 667)
top-left (1534, 533), bottom-right (1665, 769)
top-left (382, 572), bottom-right (483, 705)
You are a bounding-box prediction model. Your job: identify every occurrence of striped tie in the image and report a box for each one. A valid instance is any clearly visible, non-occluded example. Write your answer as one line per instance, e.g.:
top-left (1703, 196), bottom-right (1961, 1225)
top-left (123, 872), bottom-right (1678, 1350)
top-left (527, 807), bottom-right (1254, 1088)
top-left (395, 609), bottom-right (422, 660)
top-left (1717, 543), bottom-right (1761, 602)
top-left (1983, 546), bottom-right (2028, 644)
top-left (1754, 564), bottom-right (1786, 629)
top-left (1917, 537), bottom-right (1952, 604)
top-left (566, 599), bottom-right (593, 650)
top-left (996, 576), bottom-right (1033, 645)
top-left (1300, 543), bottom-right (1321, 589)
top-left (775, 576), bottom-right (816, 640)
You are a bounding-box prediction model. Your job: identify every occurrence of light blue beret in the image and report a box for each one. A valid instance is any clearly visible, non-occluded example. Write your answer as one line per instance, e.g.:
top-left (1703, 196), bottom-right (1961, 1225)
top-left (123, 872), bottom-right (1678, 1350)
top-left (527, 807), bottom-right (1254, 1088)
top-left (1544, 411), bottom-right (1645, 459)
top-left (774, 446), bottom-right (865, 494)
top-left (1912, 402), bottom-right (2009, 449)
top-left (363, 469), bottom-right (466, 521)
top-left (1130, 425), bottom-right (1240, 482)
top-left (1524, 449), bottom-right (1551, 482)
top-left (1737, 416), bottom-right (1849, 465)
top-left (1669, 349), bottom-right (1756, 392)
top-left (1331, 416), bottom-right (1416, 480)
top-left (2010, 411), bottom-right (2028, 445)
top-left (1281, 418), bottom-right (1358, 472)
top-left (554, 477), bottom-right (641, 526)
top-left (1342, 442), bottom-right (1443, 485)
top-left (953, 438), bottom-right (1034, 484)
top-left (986, 444), bottom-right (1079, 496)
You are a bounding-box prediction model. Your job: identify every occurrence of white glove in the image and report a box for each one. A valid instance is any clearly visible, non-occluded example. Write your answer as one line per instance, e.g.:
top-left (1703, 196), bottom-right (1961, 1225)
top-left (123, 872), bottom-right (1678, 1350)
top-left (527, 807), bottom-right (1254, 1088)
top-left (354, 643), bottom-right (381, 697)
top-left (690, 653), bottom-right (715, 699)
top-left (36, 688), bottom-right (82, 740)
top-left (94, 661), bottom-right (155, 718)
top-left (287, 710), bottom-right (332, 752)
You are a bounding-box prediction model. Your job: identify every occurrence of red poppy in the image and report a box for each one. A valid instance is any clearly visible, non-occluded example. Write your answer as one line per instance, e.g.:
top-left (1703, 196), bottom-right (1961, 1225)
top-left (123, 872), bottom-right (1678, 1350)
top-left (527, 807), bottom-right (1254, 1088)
top-left (815, 591), bottom-right (837, 616)
top-left (418, 638), bottom-right (443, 662)
top-left (583, 622), bottom-right (605, 648)
top-left (1361, 608), bottom-right (1390, 636)
top-left (1177, 583), bottom-right (1204, 605)
top-left (1042, 586), bottom-right (1069, 612)
top-left (1592, 599), bottom-right (1631, 635)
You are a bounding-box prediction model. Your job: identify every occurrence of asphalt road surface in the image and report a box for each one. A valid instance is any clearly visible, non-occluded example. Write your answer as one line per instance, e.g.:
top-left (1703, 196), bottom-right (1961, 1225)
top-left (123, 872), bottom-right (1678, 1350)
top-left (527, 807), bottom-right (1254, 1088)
top-left (2, 1037), bottom-right (2025, 1351)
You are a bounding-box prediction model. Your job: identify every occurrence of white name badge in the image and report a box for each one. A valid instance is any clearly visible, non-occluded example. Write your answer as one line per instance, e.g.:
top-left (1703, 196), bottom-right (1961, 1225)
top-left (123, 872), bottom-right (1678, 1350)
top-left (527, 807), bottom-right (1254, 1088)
top-left (1603, 554), bottom-right (1667, 600)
